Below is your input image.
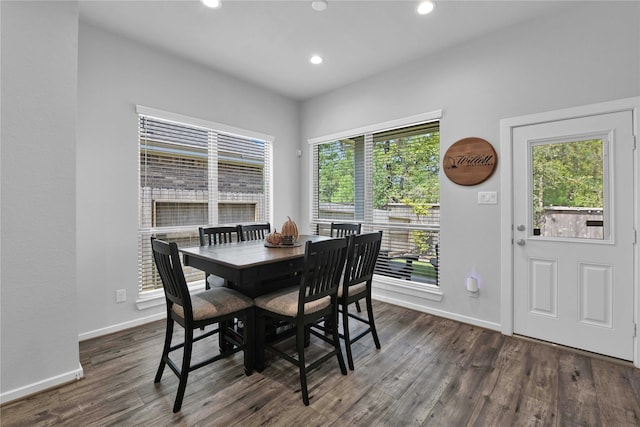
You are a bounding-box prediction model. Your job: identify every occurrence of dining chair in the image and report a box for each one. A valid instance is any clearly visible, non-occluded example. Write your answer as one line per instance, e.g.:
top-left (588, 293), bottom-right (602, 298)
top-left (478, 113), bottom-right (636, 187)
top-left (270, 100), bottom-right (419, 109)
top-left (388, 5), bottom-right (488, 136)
top-left (430, 244), bottom-right (439, 286)
top-left (238, 222), bottom-right (270, 241)
top-left (198, 225), bottom-right (242, 289)
top-left (330, 222), bottom-right (364, 312)
top-left (199, 225), bottom-right (242, 245)
top-left (151, 237), bottom-right (254, 413)
top-left (330, 222), bottom-right (362, 238)
top-left (337, 231), bottom-right (383, 370)
top-left (254, 238), bottom-right (349, 406)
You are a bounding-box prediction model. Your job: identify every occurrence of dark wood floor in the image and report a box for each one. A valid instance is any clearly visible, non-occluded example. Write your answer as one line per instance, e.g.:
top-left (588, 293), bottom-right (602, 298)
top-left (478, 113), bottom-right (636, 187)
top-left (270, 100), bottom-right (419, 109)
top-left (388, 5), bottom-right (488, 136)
top-left (3, 301), bottom-right (640, 426)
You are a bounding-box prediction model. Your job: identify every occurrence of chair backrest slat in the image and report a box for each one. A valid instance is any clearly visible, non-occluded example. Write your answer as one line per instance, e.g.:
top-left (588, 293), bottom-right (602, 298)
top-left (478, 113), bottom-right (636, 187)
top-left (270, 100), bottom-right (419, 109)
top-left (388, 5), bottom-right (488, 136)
top-left (344, 231), bottom-right (383, 289)
top-left (299, 238), bottom-right (348, 306)
top-left (238, 223), bottom-right (270, 241)
top-left (199, 225), bottom-right (242, 246)
top-left (330, 222), bottom-right (361, 238)
top-left (151, 237), bottom-right (193, 316)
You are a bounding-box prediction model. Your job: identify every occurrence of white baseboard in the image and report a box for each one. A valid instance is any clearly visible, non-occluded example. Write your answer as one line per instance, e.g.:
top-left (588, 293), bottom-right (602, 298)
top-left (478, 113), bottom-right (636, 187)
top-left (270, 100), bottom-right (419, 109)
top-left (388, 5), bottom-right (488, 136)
top-left (372, 292), bottom-right (502, 332)
top-left (0, 363), bottom-right (84, 405)
top-left (78, 312), bottom-right (166, 342)
top-left (2, 314), bottom-right (167, 405)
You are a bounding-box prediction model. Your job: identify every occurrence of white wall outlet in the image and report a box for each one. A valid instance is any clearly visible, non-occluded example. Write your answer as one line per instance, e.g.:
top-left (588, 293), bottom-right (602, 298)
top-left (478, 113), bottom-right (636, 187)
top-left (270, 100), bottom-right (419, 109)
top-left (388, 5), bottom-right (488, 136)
top-left (478, 191), bottom-right (498, 204)
top-left (115, 289), bottom-right (126, 303)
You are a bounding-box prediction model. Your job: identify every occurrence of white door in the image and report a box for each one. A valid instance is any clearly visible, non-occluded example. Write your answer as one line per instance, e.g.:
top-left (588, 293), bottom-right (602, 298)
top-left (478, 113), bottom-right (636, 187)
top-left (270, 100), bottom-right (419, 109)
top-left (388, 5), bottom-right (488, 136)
top-left (513, 110), bottom-right (635, 360)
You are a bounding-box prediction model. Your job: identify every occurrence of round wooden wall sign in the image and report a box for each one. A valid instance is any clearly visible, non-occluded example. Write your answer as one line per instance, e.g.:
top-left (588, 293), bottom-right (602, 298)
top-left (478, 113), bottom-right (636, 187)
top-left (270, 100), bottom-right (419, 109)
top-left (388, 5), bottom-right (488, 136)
top-left (443, 137), bottom-right (497, 186)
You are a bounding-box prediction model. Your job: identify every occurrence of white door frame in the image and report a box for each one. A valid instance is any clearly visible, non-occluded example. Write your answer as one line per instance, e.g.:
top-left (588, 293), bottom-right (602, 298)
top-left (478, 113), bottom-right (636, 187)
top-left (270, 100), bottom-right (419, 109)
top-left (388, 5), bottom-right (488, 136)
top-left (499, 97), bottom-right (640, 366)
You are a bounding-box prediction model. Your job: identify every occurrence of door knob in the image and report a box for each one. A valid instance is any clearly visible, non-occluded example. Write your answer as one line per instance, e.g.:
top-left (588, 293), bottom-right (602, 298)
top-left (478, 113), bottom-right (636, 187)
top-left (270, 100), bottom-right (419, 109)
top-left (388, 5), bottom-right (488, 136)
top-left (517, 224), bottom-right (526, 231)
top-left (516, 239), bottom-right (525, 246)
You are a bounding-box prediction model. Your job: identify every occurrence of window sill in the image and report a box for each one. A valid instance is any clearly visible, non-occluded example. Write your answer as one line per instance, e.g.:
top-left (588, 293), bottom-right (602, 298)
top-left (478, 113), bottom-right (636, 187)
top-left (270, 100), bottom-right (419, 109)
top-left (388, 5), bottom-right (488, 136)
top-left (136, 281), bottom-right (206, 310)
top-left (372, 274), bottom-right (443, 302)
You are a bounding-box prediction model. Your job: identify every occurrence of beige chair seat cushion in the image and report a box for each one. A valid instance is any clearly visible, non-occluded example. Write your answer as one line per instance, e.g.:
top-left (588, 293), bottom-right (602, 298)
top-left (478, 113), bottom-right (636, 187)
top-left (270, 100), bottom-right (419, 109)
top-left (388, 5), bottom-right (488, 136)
top-left (338, 282), bottom-right (367, 298)
top-left (172, 287), bottom-right (253, 321)
top-left (254, 286), bottom-right (330, 317)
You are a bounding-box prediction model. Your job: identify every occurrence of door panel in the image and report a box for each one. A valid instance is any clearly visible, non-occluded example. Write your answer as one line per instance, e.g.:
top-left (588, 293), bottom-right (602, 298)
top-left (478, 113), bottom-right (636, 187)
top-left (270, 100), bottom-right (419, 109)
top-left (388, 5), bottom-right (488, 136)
top-left (529, 258), bottom-right (557, 317)
top-left (513, 111), bottom-right (634, 360)
top-left (578, 263), bottom-right (612, 328)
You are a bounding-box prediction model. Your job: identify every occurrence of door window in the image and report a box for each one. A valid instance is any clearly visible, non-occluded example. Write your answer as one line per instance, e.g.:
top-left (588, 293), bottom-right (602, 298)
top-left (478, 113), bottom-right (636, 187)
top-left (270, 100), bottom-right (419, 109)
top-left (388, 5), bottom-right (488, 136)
top-left (530, 136), bottom-right (609, 240)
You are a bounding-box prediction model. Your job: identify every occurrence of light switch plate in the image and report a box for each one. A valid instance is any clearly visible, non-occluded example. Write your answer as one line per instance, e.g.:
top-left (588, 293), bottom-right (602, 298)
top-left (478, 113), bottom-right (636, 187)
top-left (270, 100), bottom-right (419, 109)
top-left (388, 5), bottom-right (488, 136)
top-left (478, 191), bottom-right (498, 204)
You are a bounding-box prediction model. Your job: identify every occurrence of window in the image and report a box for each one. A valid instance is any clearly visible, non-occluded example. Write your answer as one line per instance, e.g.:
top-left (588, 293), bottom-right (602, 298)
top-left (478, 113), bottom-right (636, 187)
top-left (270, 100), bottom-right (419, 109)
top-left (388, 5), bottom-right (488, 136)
top-left (312, 117), bottom-right (440, 285)
top-left (531, 138), bottom-right (606, 240)
top-left (138, 108), bottom-right (272, 293)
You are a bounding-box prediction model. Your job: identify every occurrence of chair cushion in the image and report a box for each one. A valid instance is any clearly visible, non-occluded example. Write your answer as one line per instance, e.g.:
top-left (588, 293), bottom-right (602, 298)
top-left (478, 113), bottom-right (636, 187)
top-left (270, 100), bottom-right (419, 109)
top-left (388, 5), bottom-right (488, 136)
top-left (254, 286), bottom-right (330, 317)
top-left (172, 287), bottom-right (253, 321)
top-left (338, 282), bottom-right (367, 298)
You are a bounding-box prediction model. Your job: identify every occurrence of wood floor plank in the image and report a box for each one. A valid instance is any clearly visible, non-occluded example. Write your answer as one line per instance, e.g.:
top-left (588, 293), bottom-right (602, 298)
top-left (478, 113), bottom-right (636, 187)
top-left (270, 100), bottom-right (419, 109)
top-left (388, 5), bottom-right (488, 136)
top-left (556, 352), bottom-right (602, 426)
top-left (511, 341), bottom-right (559, 426)
top-left (423, 329), bottom-right (506, 426)
top-left (466, 338), bottom-right (542, 426)
top-left (325, 382), bottom-right (395, 426)
top-left (591, 358), bottom-right (640, 425)
top-left (367, 315), bottom-right (451, 398)
top-left (2, 301), bottom-right (639, 427)
top-left (515, 395), bottom-right (558, 427)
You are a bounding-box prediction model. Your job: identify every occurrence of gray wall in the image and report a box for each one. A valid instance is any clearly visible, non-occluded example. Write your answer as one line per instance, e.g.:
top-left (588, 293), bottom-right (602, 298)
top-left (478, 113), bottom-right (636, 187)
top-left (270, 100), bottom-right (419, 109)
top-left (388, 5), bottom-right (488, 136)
top-left (1, 1), bottom-right (81, 401)
top-left (76, 23), bottom-right (301, 338)
top-left (300, 1), bottom-right (640, 327)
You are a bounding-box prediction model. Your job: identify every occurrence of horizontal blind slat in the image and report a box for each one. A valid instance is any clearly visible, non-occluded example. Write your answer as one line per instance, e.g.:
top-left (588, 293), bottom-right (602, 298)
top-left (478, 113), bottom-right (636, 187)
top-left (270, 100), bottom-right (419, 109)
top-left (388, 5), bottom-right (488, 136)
top-left (140, 117), bottom-right (209, 148)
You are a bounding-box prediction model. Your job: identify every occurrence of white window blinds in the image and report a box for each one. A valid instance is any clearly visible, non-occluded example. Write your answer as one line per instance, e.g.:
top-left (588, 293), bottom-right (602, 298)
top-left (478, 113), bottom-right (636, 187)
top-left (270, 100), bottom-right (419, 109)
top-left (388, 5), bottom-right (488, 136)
top-left (138, 112), bottom-right (272, 293)
top-left (312, 120), bottom-right (440, 286)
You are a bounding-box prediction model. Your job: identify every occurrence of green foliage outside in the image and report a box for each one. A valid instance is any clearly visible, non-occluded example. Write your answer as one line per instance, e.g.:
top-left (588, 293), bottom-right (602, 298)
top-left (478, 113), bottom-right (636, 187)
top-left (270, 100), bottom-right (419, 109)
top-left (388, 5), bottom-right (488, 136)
top-left (372, 133), bottom-right (440, 211)
top-left (532, 139), bottom-right (603, 227)
top-left (318, 139), bottom-right (356, 205)
top-left (317, 133), bottom-right (440, 209)
top-left (388, 258), bottom-right (437, 280)
top-left (318, 132), bottom-right (440, 259)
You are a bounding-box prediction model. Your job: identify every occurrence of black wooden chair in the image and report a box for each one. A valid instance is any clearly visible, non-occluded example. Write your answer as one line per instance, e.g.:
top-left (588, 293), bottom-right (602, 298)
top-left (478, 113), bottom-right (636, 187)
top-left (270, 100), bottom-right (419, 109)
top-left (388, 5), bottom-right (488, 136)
top-left (254, 238), bottom-right (349, 405)
top-left (239, 223), bottom-right (270, 241)
top-left (337, 231), bottom-right (382, 370)
top-left (330, 222), bottom-right (361, 238)
top-left (330, 222), bottom-right (364, 312)
top-left (430, 244), bottom-right (439, 286)
top-left (199, 225), bottom-right (242, 245)
top-left (198, 225), bottom-right (242, 289)
top-left (151, 237), bottom-right (254, 413)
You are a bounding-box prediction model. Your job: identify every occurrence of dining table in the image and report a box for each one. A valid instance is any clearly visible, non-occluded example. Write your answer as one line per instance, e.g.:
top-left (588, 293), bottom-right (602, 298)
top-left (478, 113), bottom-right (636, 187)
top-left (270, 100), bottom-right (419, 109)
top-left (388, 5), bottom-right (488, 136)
top-left (180, 234), bottom-right (331, 298)
top-left (180, 234), bottom-right (332, 365)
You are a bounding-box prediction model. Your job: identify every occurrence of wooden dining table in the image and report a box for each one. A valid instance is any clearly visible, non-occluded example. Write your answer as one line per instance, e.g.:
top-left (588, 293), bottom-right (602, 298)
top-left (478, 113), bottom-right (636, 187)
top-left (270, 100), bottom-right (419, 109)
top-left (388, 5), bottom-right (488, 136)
top-left (180, 234), bottom-right (330, 298)
top-left (180, 234), bottom-right (332, 366)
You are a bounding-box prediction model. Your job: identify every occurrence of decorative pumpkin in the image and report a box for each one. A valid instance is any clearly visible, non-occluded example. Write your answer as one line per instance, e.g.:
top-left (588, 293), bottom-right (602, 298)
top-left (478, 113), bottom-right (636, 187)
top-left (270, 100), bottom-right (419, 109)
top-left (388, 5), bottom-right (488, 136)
top-left (281, 216), bottom-right (299, 242)
top-left (266, 229), bottom-right (283, 245)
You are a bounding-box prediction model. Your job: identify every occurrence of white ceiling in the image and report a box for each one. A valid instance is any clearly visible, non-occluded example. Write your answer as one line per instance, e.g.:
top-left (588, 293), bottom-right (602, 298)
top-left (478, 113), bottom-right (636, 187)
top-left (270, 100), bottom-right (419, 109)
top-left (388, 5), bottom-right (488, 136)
top-left (79, 0), bottom-right (573, 101)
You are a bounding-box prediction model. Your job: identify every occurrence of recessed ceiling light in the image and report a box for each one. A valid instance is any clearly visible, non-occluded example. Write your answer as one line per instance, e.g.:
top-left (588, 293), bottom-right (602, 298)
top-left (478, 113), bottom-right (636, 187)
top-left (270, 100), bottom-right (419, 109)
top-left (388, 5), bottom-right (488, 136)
top-left (311, 0), bottom-right (328, 12)
top-left (310, 55), bottom-right (323, 65)
top-left (202, 0), bottom-right (222, 9)
top-left (417, 0), bottom-right (435, 15)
